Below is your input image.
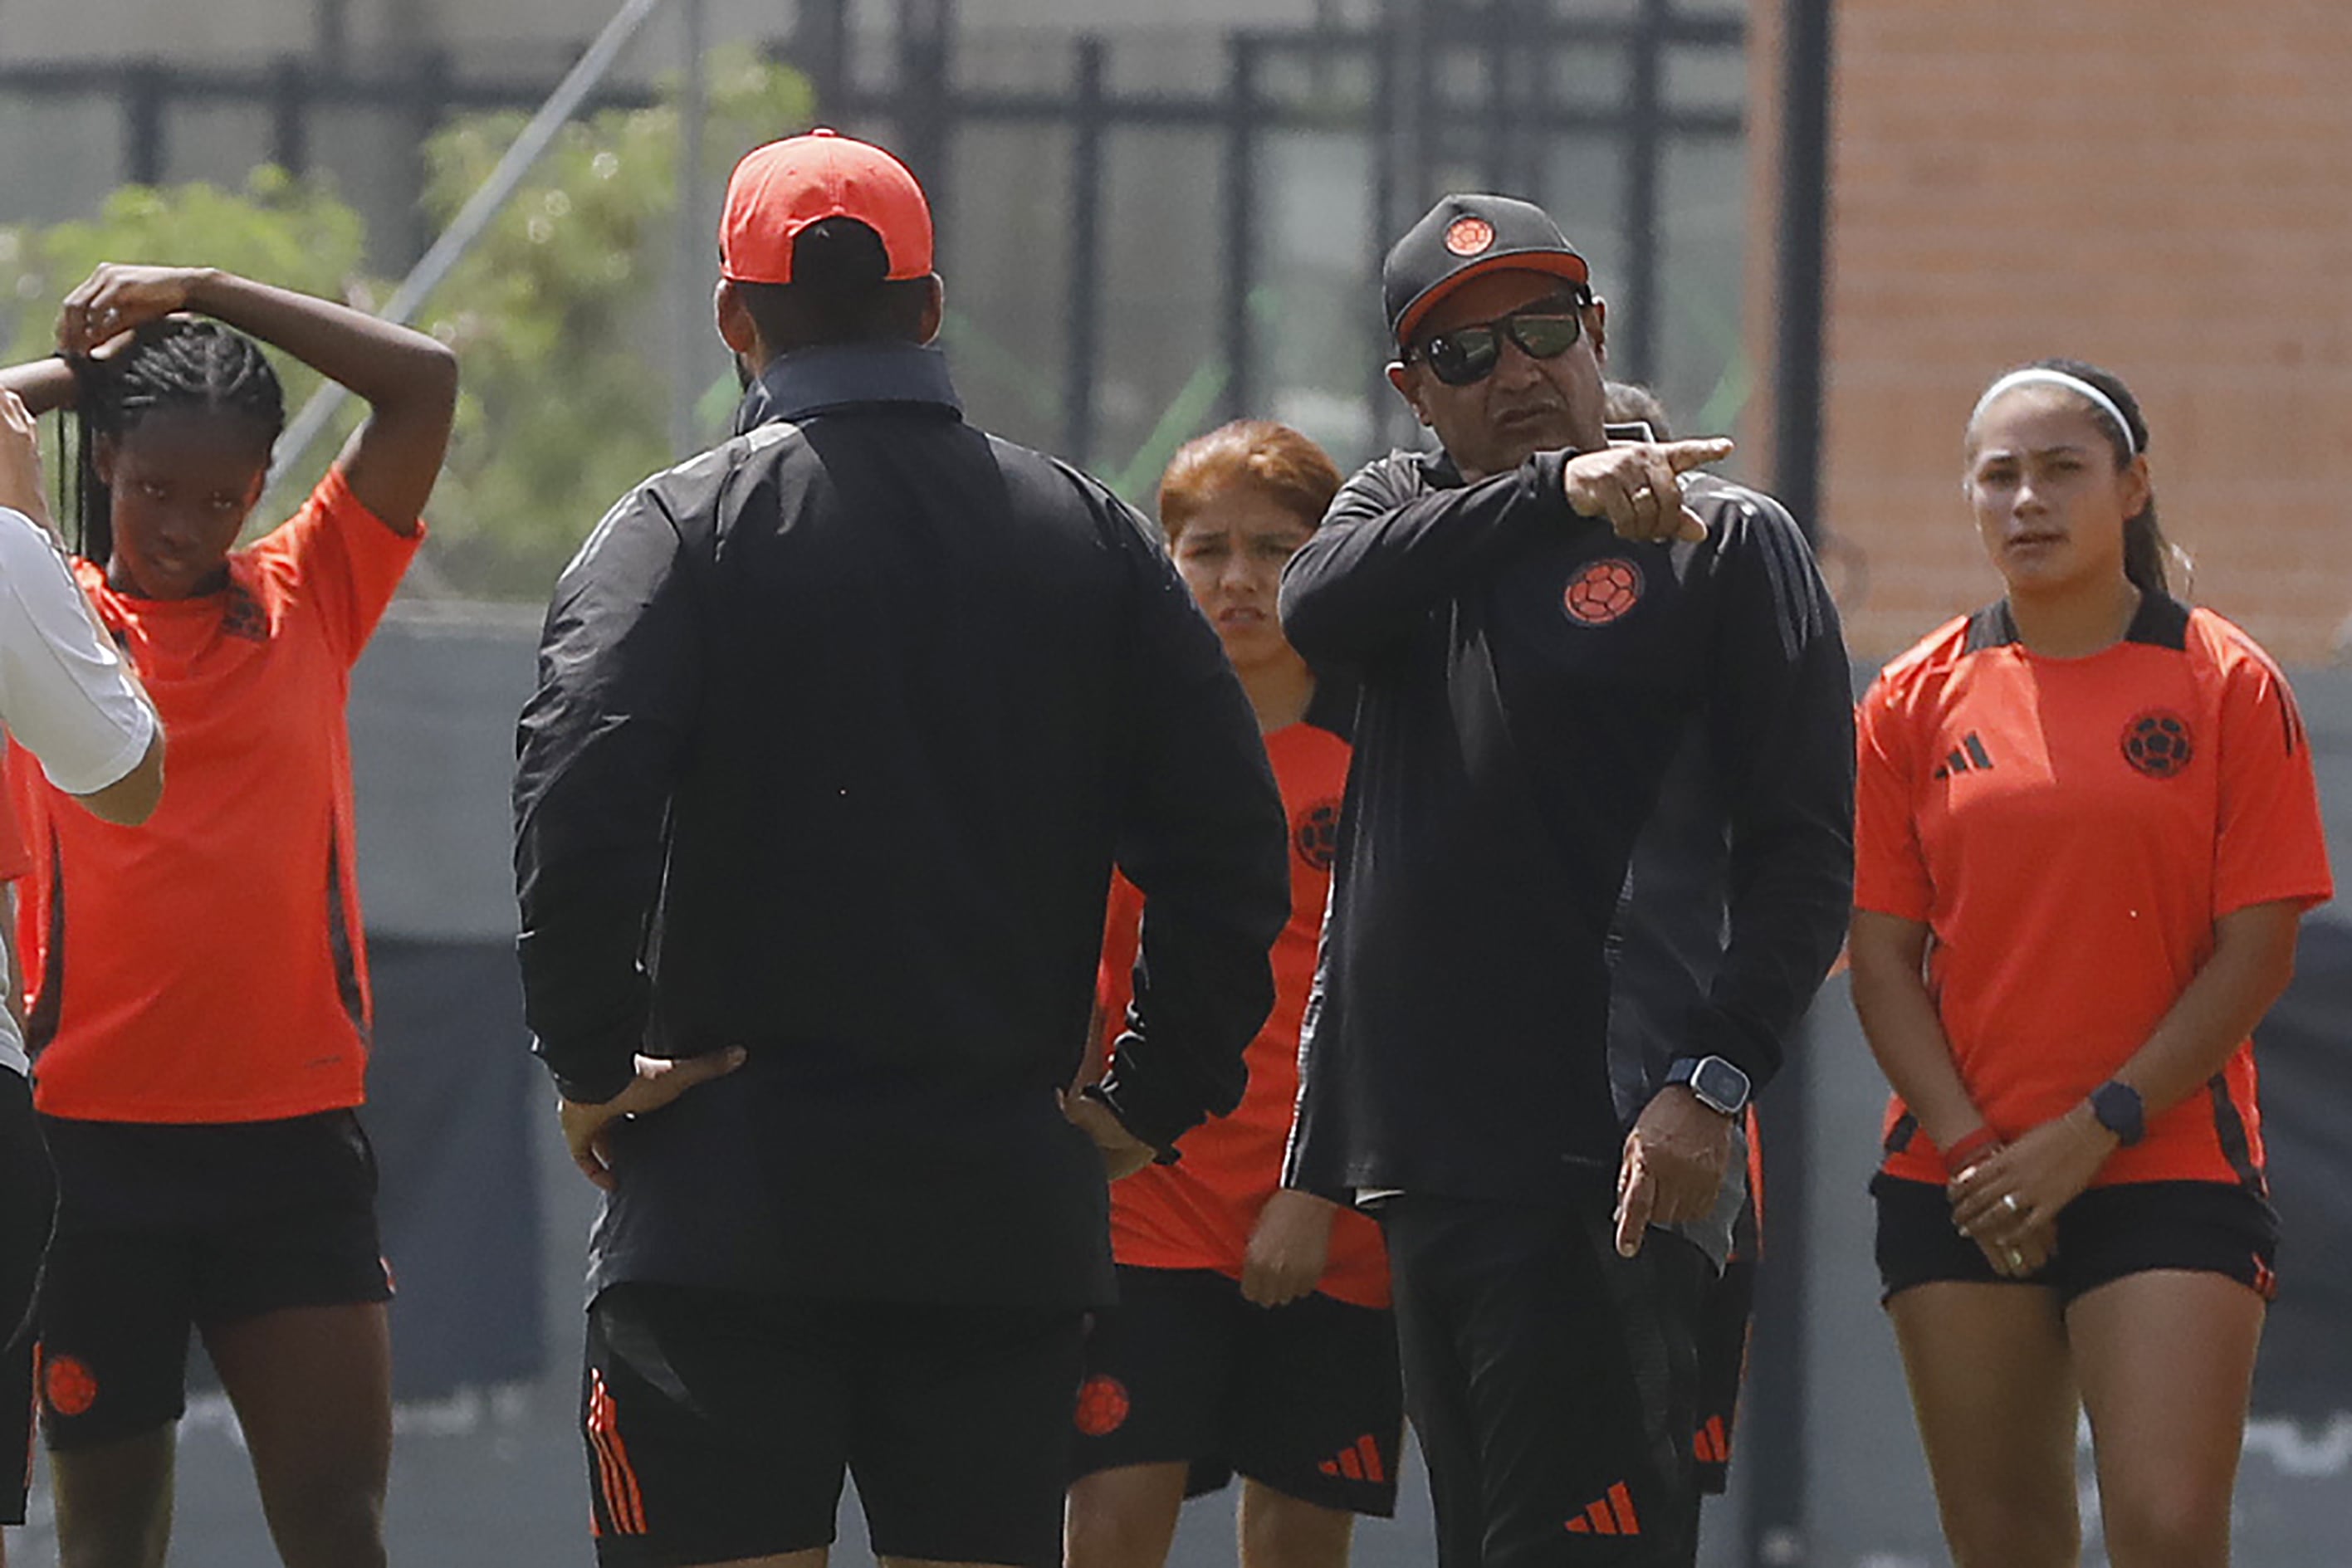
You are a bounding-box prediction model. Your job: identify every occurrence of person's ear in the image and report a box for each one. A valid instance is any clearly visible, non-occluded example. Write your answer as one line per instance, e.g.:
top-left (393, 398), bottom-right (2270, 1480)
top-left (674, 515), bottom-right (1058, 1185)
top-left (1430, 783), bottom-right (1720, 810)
top-left (1583, 296), bottom-right (1608, 366)
top-left (713, 279), bottom-right (760, 358)
top-left (917, 276), bottom-right (946, 345)
top-left (1386, 361), bottom-right (1435, 430)
top-left (2119, 452), bottom-right (2152, 520)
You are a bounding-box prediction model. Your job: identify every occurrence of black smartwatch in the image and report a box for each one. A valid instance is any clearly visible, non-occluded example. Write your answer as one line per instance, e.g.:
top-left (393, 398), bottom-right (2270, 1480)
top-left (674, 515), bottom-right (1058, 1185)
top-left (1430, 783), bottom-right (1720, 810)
top-left (2087, 1080), bottom-right (2145, 1147)
top-left (1665, 1056), bottom-right (1752, 1117)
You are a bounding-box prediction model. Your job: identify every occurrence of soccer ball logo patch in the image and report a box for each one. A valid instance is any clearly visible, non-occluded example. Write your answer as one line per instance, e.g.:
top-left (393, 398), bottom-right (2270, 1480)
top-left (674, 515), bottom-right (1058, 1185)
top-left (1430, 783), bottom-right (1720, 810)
top-left (44, 1354), bottom-right (98, 1418)
top-left (2121, 710), bottom-right (2193, 779)
top-left (1073, 1375), bottom-right (1131, 1437)
top-left (1294, 799), bottom-right (1342, 872)
top-left (1563, 559), bottom-right (1643, 627)
top-left (1444, 216), bottom-right (1496, 256)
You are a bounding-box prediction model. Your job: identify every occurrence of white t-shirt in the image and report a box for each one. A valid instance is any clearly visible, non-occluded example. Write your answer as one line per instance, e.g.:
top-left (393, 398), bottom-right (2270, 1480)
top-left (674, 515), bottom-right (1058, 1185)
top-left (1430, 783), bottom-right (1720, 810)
top-left (0, 505), bottom-right (158, 1076)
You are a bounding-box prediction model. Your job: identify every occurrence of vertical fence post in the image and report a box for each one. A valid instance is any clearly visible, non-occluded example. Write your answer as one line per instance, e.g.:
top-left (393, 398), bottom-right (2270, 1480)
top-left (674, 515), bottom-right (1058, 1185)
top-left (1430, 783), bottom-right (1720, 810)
top-left (1745, 0), bottom-right (1837, 1554)
top-left (896, 0), bottom-right (954, 242)
top-left (270, 54), bottom-right (311, 177)
top-left (672, 0), bottom-right (709, 459)
top-left (1062, 35), bottom-right (1105, 466)
top-left (1619, 0), bottom-right (1665, 384)
top-left (1220, 32), bottom-right (1259, 426)
top-left (313, 0), bottom-right (350, 69)
top-left (1480, 0), bottom-right (1513, 193)
top-left (123, 63), bottom-right (165, 186)
top-left (799, 0), bottom-right (850, 120)
top-left (406, 46), bottom-right (453, 266)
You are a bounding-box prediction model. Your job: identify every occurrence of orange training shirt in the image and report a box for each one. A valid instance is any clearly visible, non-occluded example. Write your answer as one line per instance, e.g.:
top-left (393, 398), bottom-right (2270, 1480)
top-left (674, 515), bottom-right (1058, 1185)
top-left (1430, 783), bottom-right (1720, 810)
top-left (1098, 718), bottom-right (1390, 1309)
top-left (11, 466), bottom-right (421, 1123)
top-left (1856, 598), bottom-right (2332, 1190)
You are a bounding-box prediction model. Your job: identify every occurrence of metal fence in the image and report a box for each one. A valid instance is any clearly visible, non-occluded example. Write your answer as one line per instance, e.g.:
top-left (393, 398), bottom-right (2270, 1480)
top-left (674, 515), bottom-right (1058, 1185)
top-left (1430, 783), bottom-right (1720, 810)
top-left (0, 0), bottom-right (1753, 487)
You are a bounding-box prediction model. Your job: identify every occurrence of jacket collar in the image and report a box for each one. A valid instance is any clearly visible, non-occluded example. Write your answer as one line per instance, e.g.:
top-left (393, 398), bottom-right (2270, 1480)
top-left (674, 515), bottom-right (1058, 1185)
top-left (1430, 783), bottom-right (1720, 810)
top-left (732, 341), bottom-right (963, 436)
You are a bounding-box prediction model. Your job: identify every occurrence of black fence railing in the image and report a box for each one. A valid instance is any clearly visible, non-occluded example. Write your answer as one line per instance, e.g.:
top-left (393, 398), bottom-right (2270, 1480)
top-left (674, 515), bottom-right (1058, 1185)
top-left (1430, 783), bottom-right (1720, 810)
top-left (0, 0), bottom-right (1748, 476)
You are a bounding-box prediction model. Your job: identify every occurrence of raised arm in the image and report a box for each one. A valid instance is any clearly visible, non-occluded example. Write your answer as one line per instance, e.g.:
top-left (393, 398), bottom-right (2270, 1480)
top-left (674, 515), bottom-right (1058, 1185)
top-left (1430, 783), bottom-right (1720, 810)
top-left (1278, 452), bottom-right (1567, 667)
top-left (0, 358), bottom-right (77, 420)
top-left (0, 392), bottom-right (162, 824)
top-left (55, 265), bottom-right (457, 534)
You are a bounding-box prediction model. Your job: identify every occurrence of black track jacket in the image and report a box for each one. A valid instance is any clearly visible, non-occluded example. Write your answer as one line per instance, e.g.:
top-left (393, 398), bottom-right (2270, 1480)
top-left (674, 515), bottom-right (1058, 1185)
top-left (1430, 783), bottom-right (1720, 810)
top-left (514, 344), bottom-right (1288, 1307)
top-left (1279, 446), bottom-right (1853, 1205)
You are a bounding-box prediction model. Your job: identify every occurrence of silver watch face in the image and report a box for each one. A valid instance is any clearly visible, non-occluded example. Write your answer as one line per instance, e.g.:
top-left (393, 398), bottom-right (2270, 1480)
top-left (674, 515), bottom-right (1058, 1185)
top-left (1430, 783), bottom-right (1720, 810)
top-left (1690, 1058), bottom-right (1749, 1113)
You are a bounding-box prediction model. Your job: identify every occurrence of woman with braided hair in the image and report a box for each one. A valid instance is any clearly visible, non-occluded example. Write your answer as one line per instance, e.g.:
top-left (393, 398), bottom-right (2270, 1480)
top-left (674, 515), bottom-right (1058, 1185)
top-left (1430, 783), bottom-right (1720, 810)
top-left (0, 265), bottom-right (454, 1568)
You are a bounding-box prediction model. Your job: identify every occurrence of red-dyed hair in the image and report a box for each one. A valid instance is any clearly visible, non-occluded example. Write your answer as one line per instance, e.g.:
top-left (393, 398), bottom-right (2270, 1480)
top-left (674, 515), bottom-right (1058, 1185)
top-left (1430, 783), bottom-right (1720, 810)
top-left (1156, 419), bottom-right (1342, 544)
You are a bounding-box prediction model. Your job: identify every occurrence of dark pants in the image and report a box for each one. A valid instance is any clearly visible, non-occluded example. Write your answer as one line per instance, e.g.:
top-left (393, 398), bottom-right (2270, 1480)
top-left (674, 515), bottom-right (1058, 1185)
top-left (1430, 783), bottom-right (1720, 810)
top-left (1380, 1191), bottom-right (1710, 1568)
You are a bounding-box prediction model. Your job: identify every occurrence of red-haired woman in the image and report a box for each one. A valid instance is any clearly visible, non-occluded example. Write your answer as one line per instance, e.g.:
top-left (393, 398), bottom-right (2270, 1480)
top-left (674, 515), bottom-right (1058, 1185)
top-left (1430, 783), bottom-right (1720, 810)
top-left (1068, 421), bottom-right (1398, 1568)
top-left (1850, 359), bottom-right (2330, 1567)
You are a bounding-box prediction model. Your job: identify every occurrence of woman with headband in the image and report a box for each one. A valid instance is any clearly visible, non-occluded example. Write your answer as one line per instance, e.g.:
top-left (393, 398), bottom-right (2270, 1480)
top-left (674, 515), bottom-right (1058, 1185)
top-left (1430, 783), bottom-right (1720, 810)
top-left (1848, 358), bottom-right (2330, 1566)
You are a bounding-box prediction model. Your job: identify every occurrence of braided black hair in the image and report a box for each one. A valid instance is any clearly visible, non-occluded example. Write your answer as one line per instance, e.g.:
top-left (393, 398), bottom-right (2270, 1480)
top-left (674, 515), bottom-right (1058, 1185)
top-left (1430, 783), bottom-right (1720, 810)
top-left (66, 319), bottom-right (286, 568)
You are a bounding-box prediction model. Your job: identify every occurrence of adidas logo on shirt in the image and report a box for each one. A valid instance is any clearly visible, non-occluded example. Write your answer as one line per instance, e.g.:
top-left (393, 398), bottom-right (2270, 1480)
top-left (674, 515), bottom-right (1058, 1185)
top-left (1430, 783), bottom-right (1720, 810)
top-left (1930, 731), bottom-right (1995, 780)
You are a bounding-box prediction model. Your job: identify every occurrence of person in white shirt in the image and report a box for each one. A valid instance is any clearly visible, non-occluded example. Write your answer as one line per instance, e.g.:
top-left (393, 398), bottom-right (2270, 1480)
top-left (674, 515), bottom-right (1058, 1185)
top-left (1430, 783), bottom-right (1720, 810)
top-left (0, 386), bottom-right (162, 1564)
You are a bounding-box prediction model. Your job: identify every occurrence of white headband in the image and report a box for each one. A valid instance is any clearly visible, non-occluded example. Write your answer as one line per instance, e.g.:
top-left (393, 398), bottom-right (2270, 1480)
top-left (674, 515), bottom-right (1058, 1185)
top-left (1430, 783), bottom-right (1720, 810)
top-left (1970, 369), bottom-right (2136, 451)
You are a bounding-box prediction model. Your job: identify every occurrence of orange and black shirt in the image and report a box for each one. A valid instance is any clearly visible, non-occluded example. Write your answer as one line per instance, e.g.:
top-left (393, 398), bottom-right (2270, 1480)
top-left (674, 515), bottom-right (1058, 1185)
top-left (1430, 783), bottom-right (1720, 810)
top-left (1856, 595), bottom-right (2333, 1190)
top-left (1098, 716), bottom-right (1389, 1309)
top-left (9, 466), bottom-right (420, 1123)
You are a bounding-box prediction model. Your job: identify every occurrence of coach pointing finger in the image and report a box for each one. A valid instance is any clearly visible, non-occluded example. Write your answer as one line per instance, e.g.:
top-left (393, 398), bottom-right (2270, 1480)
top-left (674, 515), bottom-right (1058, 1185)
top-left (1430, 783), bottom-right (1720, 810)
top-left (1565, 436), bottom-right (1734, 544)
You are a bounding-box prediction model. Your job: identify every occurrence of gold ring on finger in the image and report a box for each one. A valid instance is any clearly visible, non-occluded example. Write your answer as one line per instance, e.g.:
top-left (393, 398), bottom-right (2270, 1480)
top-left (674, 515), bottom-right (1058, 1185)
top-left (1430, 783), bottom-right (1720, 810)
top-left (2000, 1192), bottom-right (2022, 1214)
top-left (2004, 1247), bottom-right (2024, 1268)
top-left (1628, 485), bottom-right (1655, 506)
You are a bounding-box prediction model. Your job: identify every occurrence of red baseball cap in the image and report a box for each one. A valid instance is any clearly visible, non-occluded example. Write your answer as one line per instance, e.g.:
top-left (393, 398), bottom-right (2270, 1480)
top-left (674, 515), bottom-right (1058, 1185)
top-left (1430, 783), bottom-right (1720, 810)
top-left (719, 129), bottom-right (934, 285)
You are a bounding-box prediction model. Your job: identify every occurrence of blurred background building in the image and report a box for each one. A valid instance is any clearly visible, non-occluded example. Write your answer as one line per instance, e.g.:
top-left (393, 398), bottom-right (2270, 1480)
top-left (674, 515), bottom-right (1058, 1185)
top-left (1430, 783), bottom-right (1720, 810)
top-left (0, 0), bottom-right (2346, 1562)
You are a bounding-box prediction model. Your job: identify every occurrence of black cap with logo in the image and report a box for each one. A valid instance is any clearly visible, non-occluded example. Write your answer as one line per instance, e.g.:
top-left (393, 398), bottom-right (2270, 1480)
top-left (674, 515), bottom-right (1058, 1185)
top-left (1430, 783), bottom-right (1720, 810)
top-left (1383, 193), bottom-right (1592, 350)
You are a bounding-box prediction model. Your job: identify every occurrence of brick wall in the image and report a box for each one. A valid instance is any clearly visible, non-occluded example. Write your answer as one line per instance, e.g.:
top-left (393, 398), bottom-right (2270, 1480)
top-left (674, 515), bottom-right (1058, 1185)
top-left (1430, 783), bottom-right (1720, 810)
top-left (1748, 0), bottom-right (2352, 665)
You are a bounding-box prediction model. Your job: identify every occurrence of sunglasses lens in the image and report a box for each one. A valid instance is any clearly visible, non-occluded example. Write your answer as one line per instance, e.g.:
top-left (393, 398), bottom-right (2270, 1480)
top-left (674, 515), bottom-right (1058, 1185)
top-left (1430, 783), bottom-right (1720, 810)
top-left (1509, 314), bottom-right (1582, 359)
top-left (1425, 327), bottom-right (1499, 387)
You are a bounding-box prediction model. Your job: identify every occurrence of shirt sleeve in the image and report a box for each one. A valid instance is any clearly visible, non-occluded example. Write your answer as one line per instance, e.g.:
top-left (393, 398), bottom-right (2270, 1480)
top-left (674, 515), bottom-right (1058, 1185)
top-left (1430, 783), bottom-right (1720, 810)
top-left (251, 466), bottom-right (425, 670)
top-left (0, 506), bottom-right (158, 798)
top-left (1279, 452), bottom-right (1569, 668)
top-left (513, 484), bottom-right (705, 1105)
top-left (1853, 672), bottom-right (1933, 923)
top-left (2212, 645), bottom-right (2333, 919)
top-left (1095, 489), bottom-right (1292, 1154)
top-left (1686, 491), bottom-right (1857, 1092)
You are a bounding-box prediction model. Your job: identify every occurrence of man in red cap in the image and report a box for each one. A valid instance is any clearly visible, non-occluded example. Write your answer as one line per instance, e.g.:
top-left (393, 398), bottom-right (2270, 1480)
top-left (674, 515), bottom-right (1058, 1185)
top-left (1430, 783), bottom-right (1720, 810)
top-left (1278, 193), bottom-right (1855, 1566)
top-left (516, 131), bottom-right (1290, 1568)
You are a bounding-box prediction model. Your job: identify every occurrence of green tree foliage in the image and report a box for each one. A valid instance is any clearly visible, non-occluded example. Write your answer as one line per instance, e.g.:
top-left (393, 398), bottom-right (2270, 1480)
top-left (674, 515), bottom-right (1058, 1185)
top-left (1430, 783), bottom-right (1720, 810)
top-left (417, 46), bottom-right (812, 597)
top-left (0, 46), bottom-right (813, 601)
top-left (0, 167), bottom-right (368, 445)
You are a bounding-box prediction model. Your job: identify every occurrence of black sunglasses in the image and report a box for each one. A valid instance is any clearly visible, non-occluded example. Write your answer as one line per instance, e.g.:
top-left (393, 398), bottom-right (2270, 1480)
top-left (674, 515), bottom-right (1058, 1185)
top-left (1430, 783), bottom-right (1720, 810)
top-left (1411, 298), bottom-right (1588, 387)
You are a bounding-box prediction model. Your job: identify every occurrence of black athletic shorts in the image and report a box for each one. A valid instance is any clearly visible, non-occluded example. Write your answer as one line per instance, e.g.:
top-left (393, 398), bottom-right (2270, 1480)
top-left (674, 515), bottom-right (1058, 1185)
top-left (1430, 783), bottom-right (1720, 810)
top-left (1690, 1255), bottom-right (1754, 1496)
top-left (1381, 1189), bottom-right (1712, 1568)
top-left (1068, 1264), bottom-right (1404, 1517)
top-left (584, 1282), bottom-right (1084, 1568)
top-left (1871, 1175), bottom-right (2280, 1305)
top-left (37, 1108), bottom-right (392, 1448)
top-left (0, 1339), bottom-right (27, 1525)
top-left (0, 1071), bottom-right (51, 1522)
